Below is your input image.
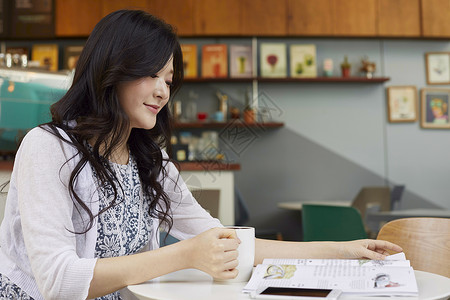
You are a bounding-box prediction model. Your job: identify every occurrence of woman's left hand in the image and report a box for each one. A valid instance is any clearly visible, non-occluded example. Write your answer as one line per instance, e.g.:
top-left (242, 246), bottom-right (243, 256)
top-left (337, 239), bottom-right (403, 260)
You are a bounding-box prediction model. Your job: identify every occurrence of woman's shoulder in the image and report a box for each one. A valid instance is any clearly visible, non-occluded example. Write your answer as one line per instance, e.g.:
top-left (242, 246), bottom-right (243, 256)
top-left (160, 148), bottom-right (169, 159)
top-left (23, 125), bottom-right (67, 144)
top-left (20, 125), bottom-right (75, 154)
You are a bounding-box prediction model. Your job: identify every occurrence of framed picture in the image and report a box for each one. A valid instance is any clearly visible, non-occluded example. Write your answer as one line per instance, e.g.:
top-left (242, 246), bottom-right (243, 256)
top-left (229, 44), bottom-right (253, 78)
top-left (181, 44), bottom-right (198, 78)
top-left (425, 52), bottom-right (450, 85)
top-left (201, 44), bottom-right (228, 78)
top-left (290, 44), bottom-right (317, 78)
top-left (63, 45), bottom-right (83, 70)
top-left (260, 43), bottom-right (287, 78)
top-left (386, 86), bottom-right (418, 122)
top-left (31, 44), bottom-right (59, 71)
top-left (420, 88), bottom-right (450, 129)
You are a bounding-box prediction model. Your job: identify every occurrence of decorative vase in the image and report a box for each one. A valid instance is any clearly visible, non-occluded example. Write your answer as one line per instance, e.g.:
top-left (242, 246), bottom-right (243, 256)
top-left (341, 67), bottom-right (350, 78)
top-left (244, 109), bottom-right (255, 124)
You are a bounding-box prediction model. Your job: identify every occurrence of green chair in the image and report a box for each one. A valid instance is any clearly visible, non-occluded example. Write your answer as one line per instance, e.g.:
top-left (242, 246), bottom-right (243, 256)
top-left (301, 204), bottom-right (368, 241)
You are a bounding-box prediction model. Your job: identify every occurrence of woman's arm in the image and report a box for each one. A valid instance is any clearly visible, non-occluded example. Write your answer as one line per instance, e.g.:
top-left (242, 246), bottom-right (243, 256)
top-left (88, 227), bottom-right (240, 298)
top-left (255, 238), bottom-right (403, 265)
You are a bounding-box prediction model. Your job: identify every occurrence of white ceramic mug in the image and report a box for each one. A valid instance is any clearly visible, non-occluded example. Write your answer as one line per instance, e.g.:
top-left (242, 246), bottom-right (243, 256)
top-left (216, 226), bottom-right (255, 283)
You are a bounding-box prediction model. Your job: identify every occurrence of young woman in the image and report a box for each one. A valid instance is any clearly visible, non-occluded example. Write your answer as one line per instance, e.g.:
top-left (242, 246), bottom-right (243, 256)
top-left (0, 10), bottom-right (401, 300)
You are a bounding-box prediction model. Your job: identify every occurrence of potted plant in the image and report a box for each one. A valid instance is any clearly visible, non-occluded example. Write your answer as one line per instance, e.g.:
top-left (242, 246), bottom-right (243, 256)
top-left (341, 56), bottom-right (351, 78)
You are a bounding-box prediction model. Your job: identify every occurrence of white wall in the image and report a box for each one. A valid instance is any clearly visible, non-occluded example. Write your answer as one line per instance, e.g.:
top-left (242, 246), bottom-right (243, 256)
top-left (252, 38), bottom-right (450, 210)
top-left (384, 40), bottom-right (450, 209)
top-left (177, 37), bottom-right (450, 215)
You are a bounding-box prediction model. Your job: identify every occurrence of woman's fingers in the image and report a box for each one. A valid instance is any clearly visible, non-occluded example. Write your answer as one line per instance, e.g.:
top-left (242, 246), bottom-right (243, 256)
top-left (217, 268), bottom-right (239, 280)
top-left (339, 239), bottom-right (403, 260)
top-left (360, 247), bottom-right (386, 260)
top-left (223, 249), bottom-right (239, 262)
top-left (188, 228), bottom-right (242, 279)
top-left (221, 238), bottom-right (240, 251)
top-left (223, 256), bottom-right (239, 271)
top-left (216, 228), bottom-right (240, 243)
top-left (360, 239), bottom-right (403, 260)
top-left (370, 240), bottom-right (403, 253)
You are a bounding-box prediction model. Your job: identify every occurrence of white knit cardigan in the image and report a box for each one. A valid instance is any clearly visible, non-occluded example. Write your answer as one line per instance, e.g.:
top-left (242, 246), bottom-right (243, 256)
top-left (0, 126), bottom-right (221, 300)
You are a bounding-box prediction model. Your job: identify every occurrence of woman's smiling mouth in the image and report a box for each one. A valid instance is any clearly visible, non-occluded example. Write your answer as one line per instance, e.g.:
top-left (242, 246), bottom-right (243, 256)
top-left (144, 103), bottom-right (160, 114)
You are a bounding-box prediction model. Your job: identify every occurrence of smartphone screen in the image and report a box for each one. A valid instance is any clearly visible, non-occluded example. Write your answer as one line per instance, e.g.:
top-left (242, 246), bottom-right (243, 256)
top-left (260, 287), bottom-right (333, 297)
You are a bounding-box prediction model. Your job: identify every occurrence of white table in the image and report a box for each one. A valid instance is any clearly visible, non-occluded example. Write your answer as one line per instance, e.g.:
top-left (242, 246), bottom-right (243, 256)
top-left (127, 269), bottom-right (450, 300)
top-left (277, 200), bottom-right (352, 211)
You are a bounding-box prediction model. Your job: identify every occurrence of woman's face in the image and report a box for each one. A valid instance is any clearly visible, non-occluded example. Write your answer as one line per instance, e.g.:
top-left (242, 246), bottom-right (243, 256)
top-left (117, 57), bottom-right (173, 130)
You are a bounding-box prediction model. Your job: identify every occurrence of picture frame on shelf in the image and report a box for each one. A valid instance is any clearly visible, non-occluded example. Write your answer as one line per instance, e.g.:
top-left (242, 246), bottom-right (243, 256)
top-left (386, 86), bottom-right (418, 123)
top-left (289, 44), bottom-right (317, 78)
top-left (229, 44), bottom-right (253, 78)
top-left (425, 52), bottom-right (450, 85)
top-left (260, 43), bottom-right (287, 78)
top-left (31, 44), bottom-right (59, 71)
top-left (63, 45), bottom-right (83, 70)
top-left (181, 44), bottom-right (198, 78)
top-left (420, 88), bottom-right (450, 129)
top-left (201, 44), bottom-right (228, 78)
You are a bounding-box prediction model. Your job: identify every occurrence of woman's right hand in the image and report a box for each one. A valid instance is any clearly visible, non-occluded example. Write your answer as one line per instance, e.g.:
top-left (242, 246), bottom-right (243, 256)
top-left (183, 227), bottom-right (240, 279)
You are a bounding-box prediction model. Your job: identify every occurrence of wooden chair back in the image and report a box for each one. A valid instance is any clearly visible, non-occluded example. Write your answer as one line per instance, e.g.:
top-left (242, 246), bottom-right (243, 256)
top-left (352, 187), bottom-right (390, 234)
top-left (351, 187), bottom-right (391, 219)
top-left (377, 217), bottom-right (450, 278)
top-left (191, 189), bottom-right (220, 219)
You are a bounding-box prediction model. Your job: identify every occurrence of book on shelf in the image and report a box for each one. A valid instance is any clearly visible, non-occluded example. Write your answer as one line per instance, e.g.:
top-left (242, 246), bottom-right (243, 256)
top-left (63, 45), bottom-right (84, 70)
top-left (201, 44), bottom-right (228, 78)
top-left (31, 44), bottom-right (59, 71)
top-left (260, 43), bottom-right (287, 78)
top-left (244, 253), bottom-right (418, 298)
top-left (229, 44), bottom-right (253, 78)
top-left (290, 44), bottom-right (317, 78)
top-left (181, 44), bottom-right (198, 78)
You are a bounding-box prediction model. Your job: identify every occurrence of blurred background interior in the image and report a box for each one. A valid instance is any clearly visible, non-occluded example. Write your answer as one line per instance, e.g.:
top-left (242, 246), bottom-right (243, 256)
top-left (0, 0), bottom-right (449, 242)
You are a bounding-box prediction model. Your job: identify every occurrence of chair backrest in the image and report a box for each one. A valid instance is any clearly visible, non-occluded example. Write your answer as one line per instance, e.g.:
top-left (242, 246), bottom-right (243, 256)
top-left (191, 189), bottom-right (220, 219)
top-left (234, 187), bottom-right (250, 226)
top-left (351, 186), bottom-right (391, 224)
top-left (301, 204), bottom-right (368, 242)
top-left (377, 217), bottom-right (450, 278)
top-left (390, 185), bottom-right (405, 210)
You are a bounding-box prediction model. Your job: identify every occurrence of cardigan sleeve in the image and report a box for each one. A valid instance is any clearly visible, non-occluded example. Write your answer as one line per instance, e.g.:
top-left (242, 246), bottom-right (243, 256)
top-left (158, 151), bottom-right (223, 240)
top-left (15, 127), bottom-right (96, 300)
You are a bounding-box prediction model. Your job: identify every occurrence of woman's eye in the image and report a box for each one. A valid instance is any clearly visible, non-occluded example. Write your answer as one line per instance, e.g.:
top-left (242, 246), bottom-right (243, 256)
top-left (166, 81), bottom-right (173, 87)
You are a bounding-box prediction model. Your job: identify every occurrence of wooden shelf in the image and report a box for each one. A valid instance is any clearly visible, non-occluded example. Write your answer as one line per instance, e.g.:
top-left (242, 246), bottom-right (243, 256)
top-left (256, 76), bottom-right (390, 83)
top-left (173, 121), bottom-right (284, 129)
top-left (176, 161), bottom-right (241, 171)
top-left (183, 77), bottom-right (390, 83)
top-left (0, 159), bottom-right (241, 172)
top-left (183, 77), bottom-right (253, 83)
top-left (0, 160), bottom-right (13, 171)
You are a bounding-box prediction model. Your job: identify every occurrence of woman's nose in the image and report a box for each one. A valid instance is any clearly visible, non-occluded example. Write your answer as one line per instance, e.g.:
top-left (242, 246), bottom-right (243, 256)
top-left (154, 77), bottom-right (169, 100)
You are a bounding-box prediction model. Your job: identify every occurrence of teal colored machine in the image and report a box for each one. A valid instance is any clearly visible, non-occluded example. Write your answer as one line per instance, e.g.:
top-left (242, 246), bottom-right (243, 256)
top-left (0, 69), bottom-right (70, 153)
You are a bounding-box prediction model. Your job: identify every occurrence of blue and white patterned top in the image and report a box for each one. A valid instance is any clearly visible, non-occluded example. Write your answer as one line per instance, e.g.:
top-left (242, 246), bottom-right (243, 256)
top-left (0, 152), bottom-right (153, 300)
top-left (92, 153), bottom-right (153, 300)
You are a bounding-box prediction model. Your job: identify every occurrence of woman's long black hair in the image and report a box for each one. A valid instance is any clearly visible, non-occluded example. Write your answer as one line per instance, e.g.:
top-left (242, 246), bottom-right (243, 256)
top-left (41, 9), bottom-right (183, 234)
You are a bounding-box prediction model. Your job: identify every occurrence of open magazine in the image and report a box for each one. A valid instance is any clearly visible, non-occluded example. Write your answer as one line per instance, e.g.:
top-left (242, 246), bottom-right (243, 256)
top-left (243, 253), bottom-right (419, 297)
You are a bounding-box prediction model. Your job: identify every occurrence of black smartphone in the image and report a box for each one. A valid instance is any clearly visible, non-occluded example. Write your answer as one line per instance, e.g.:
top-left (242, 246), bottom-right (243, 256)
top-left (251, 287), bottom-right (342, 299)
